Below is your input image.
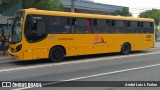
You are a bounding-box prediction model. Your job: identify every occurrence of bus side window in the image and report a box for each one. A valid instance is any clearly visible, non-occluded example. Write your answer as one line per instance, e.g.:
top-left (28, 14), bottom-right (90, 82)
top-left (126, 21), bottom-right (131, 33)
top-left (110, 20), bottom-right (115, 33)
top-left (72, 18), bottom-right (76, 25)
top-left (114, 20), bottom-right (123, 33)
top-left (93, 19), bottom-right (97, 33)
top-left (105, 20), bottom-right (111, 33)
top-left (24, 15), bottom-right (47, 42)
top-left (150, 22), bottom-right (154, 33)
top-left (87, 19), bottom-right (91, 26)
top-left (76, 18), bottom-right (86, 33)
top-left (71, 18), bottom-right (76, 33)
top-left (111, 20), bottom-right (115, 26)
top-left (86, 19), bottom-right (91, 33)
top-left (67, 18), bottom-right (70, 25)
top-left (36, 20), bottom-right (46, 34)
top-left (106, 20), bottom-right (110, 26)
top-left (140, 22), bottom-right (144, 33)
top-left (150, 22), bottom-right (153, 27)
top-left (130, 21), bottom-right (137, 33)
top-left (143, 22), bottom-right (150, 33)
top-left (64, 18), bottom-right (71, 33)
top-left (32, 21), bottom-right (37, 32)
top-left (127, 21), bottom-right (130, 27)
top-left (141, 22), bottom-right (144, 27)
top-left (97, 19), bottom-right (106, 33)
top-left (93, 19), bottom-right (97, 26)
top-left (137, 22), bottom-right (141, 33)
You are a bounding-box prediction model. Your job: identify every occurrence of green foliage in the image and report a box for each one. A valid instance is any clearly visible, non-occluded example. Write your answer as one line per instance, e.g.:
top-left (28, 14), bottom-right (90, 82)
top-left (21, 0), bottom-right (63, 11)
top-left (0, 0), bottom-right (21, 12)
top-left (139, 9), bottom-right (160, 27)
top-left (1, 0), bottom-right (63, 12)
top-left (112, 7), bottom-right (132, 16)
top-left (139, 9), bottom-right (160, 36)
top-left (35, 0), bottom-right (63, 11)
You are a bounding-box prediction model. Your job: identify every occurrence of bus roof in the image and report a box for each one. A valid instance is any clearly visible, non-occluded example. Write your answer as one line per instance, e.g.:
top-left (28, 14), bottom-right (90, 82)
top-left (23, 9), bottom-right (154, 22)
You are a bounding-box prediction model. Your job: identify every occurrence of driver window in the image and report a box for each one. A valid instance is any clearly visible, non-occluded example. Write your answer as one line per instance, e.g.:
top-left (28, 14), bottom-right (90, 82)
top-left (24, 14), bottom-right (47, 43)
top-left (32, 21), bottom-right (37, 32)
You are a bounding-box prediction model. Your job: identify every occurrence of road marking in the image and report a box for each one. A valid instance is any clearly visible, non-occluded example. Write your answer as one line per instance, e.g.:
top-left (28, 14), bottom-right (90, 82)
top-left (0, 52), bottom-right (160, 73)
top-left (55, 52), bottom-right (160, 66)
top-left (14, 63), bottom-right (160, 90)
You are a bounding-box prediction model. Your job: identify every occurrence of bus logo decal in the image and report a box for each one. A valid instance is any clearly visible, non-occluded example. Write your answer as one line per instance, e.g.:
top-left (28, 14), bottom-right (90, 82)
top-left (93, 36), bottom-right (107, 44)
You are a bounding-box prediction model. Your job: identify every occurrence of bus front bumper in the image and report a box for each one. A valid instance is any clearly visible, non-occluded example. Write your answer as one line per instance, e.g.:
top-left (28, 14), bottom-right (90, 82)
top-left (8, 50), bottom-right (24, 60)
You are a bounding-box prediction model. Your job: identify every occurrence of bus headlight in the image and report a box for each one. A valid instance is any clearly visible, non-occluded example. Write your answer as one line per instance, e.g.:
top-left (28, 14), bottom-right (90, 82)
top-left (16, 44), bottom-right (22, 52)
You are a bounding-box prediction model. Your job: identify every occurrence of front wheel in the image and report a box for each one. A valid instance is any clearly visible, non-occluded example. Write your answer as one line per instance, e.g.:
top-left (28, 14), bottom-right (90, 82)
top-left (49, 47), bottom-right (65, 62)
top-left (121, 43), bottom-right (131, 55)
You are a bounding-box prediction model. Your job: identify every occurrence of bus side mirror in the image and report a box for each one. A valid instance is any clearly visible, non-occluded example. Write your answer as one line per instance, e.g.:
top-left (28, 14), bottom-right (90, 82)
top-left (36, 20), bottom-right (46, 34)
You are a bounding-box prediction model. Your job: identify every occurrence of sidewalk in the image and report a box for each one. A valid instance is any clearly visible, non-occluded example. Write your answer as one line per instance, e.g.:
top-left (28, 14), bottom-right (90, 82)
top-left (155, 42), bottom-right (160, 48)
top-left (0, 51), bottom-right (9, 60)
top-left (0, 51), bottom-right (7, 56)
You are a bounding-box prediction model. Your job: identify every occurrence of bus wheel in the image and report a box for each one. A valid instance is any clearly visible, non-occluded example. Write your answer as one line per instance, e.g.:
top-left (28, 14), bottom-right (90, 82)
top-left (121, 43), bottom-right (131, 55)
top-left (49, 47), bottom-right (65, 62)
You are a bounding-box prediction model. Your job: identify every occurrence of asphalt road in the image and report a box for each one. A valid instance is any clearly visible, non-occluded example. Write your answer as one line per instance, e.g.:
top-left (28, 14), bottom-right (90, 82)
top-left (0, 46), bottom-right (160, 90)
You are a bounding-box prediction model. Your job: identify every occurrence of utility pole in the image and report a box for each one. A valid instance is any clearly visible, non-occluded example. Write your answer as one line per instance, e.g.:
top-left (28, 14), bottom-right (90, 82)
top-left (0, 0), bottom-right (2, 14)
top-left (71, 0), bottom-right (75, 12)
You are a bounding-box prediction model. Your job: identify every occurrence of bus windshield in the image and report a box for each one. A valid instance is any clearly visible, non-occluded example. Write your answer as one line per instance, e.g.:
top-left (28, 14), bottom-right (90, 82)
top-left (10, 11), bottom-right (24, 43)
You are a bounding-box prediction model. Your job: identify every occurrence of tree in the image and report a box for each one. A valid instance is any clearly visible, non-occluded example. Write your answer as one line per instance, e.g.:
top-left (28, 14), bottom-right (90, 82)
top-left (0, 0), bottom-right (20, 12)
top-left (139, 9), bottom-right (160, 27)
top-left (22, 0), bottom-right (63, 11)
top-left (1, 0), bottom-right (63, 12)
top-left (35, 0), bottom-right (63, 11)
top-left (112, 7), bottom-right (132, 16)
top-left (139, 9), bottom-right (160, 35)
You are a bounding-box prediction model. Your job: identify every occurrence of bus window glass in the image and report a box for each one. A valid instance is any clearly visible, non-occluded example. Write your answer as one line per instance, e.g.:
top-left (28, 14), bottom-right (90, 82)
top-left (127, 21), bottom-right (130, 27)
top-left (150, 22), bottom-right (153, 27)
top-left (115, 20), bottom-right (123, 27)
top-left (137, 22), bottom-right (141, 27)
top-left (141, 22), bottom-right (144, 27)
top-left (111, 20), bottom-right (115, 26)
top-left (97, 19), bottom-right (106, 27)
top-left (24, 15), bottom-right (47, 42)
top-left (48, 17), bottom-right (70, 33)
top-left (10, 11), bottom-right (24, 43)
top-left (93, 19), bottom-right (97, 26)
top-left (72, 18), bottom-right (76, 25)
top-left (77, 18), bottom-right (86, 26)
top-left (106, 20), bottom-right (110, 26)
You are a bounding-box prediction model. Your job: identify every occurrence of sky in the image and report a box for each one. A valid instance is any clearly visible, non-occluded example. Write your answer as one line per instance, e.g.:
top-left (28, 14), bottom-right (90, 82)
top-left (93, 0), bottom-right (160, 17)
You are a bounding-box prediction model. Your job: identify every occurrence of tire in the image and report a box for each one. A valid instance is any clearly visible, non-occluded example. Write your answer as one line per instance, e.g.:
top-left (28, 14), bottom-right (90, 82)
top-left (49, 47), bottom-right (65, 62)
top-left (121, 43), bottom-right (131, 55)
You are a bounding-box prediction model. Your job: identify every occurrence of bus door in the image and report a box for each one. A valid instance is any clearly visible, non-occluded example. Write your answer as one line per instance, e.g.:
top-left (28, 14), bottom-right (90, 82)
top-left (24, 15), bottom-right (48, 59)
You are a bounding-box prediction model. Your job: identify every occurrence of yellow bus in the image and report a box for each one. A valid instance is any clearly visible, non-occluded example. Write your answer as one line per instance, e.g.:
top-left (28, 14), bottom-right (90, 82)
top-left (8, 9), bottom-right (154, 62)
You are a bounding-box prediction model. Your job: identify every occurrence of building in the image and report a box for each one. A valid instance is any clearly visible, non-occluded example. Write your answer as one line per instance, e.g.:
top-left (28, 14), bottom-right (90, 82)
top-left (60, 0), bottom-right (127, 14)
top-left (1, 0), bottom-right (128, 16)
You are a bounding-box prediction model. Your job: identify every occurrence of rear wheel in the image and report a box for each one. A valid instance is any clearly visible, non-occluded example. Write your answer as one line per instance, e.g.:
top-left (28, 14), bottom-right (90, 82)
top-left (49, 47), bottom-right (65, 62)
top-left (121, 43), bottom-right (131, 55)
